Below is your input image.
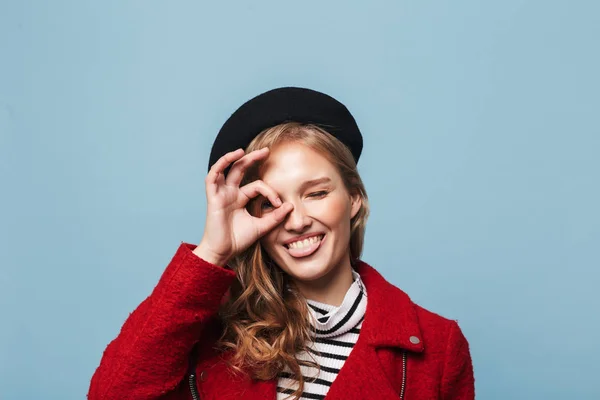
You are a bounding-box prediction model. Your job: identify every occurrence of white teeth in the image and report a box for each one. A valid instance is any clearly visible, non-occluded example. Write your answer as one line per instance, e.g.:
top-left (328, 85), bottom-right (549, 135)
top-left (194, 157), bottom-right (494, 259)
top-left (288, 235), bottom-right (322, 249)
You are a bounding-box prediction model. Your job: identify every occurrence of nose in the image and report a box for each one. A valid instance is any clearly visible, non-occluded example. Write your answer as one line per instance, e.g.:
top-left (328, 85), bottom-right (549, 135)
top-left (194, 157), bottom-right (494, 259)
top-left (283, 202), bottom-right (312, 232)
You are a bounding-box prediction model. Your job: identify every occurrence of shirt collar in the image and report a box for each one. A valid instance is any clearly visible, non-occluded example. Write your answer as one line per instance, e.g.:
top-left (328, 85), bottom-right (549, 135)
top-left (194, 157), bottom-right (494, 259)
top-left (306, 269), bottom-right (367, 338)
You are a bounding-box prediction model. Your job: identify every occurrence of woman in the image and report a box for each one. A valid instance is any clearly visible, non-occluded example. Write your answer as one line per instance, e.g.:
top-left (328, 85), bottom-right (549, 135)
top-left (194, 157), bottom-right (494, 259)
top-left (89, 87), bottom-right (474, 400)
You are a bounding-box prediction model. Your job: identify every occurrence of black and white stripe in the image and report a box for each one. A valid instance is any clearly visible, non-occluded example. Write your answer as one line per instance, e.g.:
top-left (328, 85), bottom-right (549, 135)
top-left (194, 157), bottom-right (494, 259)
top-left (277, 270), bottom-right (367, 400)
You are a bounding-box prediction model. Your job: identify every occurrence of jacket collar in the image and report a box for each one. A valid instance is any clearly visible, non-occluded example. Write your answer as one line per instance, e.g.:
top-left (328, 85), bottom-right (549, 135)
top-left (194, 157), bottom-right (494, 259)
top-left (197, 261), bottom-right (424, 399)
top-left (355, 260), bottom-right (425, 353)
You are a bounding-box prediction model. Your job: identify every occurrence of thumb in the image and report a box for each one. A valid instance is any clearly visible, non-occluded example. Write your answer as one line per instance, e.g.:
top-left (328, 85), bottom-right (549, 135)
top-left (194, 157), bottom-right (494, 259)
top-left (256, 203), bottom-right (293, 235)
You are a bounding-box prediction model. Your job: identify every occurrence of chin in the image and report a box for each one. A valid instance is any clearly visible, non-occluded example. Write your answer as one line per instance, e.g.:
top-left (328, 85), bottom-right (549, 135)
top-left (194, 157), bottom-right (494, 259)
top-left (286, 263), bottom-right (332, 283)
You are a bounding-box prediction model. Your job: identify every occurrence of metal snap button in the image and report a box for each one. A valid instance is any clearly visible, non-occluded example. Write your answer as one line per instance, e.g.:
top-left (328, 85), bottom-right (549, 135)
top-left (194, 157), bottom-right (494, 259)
top-left (409, 335), bottom-right (420, 344)
top-left (199, 370), bottom-right (206, 381)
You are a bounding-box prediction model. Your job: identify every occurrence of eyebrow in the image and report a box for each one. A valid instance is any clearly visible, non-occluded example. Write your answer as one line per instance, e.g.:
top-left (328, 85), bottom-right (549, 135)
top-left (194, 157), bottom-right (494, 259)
top-left (299, 177), bottom-right (332, 192)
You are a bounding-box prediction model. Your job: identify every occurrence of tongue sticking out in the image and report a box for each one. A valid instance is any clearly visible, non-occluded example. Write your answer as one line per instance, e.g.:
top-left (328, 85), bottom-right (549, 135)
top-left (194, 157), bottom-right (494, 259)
top-left (286, 236), bottom-right (325, 258)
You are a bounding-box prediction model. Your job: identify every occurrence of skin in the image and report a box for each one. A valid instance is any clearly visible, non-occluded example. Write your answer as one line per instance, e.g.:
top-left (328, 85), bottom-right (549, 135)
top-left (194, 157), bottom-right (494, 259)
top-left (195, 147), bottom-right (292, 265)
top-left (256, 142), bottom-right (361, 306)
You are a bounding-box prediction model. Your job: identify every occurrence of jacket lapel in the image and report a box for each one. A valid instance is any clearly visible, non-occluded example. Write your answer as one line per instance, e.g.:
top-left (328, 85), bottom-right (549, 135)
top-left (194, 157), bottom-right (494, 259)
top-left (323, 261), bottom-right (425, 399)
top-left (324, 342), bottom-right (404, 399)
top-left (356, 261), bottom-right (424, 350)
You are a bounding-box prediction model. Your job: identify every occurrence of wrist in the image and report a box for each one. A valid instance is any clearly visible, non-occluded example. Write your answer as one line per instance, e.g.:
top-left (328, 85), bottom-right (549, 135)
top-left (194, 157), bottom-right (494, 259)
top-left (192, 243), bottom-right (230, 267)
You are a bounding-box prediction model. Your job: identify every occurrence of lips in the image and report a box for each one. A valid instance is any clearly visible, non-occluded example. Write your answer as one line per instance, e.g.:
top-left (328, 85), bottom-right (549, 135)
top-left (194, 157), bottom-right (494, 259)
top-left (284, 234), bottom-right (326, 258)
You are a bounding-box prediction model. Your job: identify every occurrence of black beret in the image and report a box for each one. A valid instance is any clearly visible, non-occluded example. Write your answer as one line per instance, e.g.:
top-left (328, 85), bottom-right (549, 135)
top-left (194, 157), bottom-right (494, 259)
top-left (208, 87), bottom-right (363, 172)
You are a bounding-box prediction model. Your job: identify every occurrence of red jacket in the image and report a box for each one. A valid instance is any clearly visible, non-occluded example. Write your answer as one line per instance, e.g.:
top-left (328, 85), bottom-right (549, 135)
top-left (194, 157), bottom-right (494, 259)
top-left (89, 243), bottom-right (474, 400)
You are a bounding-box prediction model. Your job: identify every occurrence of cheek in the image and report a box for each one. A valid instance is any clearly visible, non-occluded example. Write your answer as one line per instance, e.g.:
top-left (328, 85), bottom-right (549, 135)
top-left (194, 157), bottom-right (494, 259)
top-left (260, 230), bottom-right (279, 253)
top-left (312, 195), bottom-right (352, 228)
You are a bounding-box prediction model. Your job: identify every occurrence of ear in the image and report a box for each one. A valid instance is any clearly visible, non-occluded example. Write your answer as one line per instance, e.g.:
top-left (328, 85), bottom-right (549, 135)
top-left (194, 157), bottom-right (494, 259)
top-left (350, 193), bottom-right (362, 219)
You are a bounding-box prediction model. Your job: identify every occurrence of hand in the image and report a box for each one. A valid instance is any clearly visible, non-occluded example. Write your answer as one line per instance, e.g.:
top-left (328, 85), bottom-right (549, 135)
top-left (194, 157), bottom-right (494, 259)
top-left (194, 148), bottom-right (293, 266)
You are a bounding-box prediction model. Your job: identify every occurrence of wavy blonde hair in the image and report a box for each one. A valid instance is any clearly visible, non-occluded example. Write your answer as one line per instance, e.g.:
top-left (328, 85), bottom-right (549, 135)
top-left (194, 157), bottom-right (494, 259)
top-left (216, 122), bottom-right (369, 400)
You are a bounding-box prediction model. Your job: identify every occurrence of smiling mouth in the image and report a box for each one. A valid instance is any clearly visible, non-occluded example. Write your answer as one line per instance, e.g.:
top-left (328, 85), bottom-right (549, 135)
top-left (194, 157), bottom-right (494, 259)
top-left (284, 234), bottom-right (326, 258)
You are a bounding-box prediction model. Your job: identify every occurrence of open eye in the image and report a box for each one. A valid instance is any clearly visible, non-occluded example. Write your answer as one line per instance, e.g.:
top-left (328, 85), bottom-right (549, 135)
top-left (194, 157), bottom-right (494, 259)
top-left (261, 200), bottom-right (273, 210)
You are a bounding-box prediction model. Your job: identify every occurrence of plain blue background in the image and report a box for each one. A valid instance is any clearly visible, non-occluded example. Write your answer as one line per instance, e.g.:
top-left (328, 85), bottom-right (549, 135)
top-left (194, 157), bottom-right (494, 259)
top-left (1, 1), bottom-right (599, 399)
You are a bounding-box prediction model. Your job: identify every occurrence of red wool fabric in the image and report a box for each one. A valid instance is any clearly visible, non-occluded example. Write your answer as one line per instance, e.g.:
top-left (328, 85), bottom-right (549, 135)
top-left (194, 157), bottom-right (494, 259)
top-left (89, 243), bottom-right (474, 400)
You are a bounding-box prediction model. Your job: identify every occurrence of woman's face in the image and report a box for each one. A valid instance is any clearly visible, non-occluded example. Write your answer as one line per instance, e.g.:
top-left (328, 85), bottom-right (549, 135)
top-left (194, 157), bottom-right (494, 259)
top-left (256, 142), bottom-right (361, 286)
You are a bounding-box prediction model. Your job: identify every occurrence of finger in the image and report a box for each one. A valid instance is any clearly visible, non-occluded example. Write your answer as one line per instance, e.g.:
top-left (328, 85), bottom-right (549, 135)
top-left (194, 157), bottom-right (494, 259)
top-left (255, 203), bottom-right (293, 236)
top-left (239, 180), bottom-right (282, 208)
top-left (206, 149), bottom-right (245, 186)
top-left (226, 147), bottom-right (270, 187)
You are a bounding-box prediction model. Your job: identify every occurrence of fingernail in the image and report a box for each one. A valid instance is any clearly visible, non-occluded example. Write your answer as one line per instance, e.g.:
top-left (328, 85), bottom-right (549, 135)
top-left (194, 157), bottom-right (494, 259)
top-left (275, 198), bottom-right (282, 206)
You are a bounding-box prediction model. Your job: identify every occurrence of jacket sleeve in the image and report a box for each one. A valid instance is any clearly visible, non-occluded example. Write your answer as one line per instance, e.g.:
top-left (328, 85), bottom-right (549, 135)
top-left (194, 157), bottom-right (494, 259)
top-left (440, 321), bottom-right (475, 400)
top-left (88, 243), bottom-right (237, 400)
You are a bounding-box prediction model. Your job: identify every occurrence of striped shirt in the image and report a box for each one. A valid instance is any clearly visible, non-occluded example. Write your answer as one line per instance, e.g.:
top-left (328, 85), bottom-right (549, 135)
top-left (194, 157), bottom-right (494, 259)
top-left (277, 269), bottom-right (367, 400)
